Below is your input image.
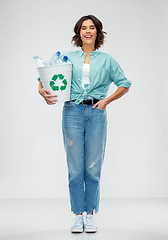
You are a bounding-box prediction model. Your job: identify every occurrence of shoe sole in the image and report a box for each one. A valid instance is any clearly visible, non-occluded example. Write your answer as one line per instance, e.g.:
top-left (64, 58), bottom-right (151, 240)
top-left (71, 228), bottom-right (84, 233)
top-left (85, 228), bottom-right (97, 233)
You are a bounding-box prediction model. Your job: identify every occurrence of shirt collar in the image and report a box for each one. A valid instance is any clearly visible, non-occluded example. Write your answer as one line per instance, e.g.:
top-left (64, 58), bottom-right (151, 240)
top-left (79, 48), bottom-right (100, 57)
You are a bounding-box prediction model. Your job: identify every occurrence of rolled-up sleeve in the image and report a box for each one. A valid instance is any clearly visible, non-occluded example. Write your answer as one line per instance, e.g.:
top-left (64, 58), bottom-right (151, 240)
top-left (110, 56), bottom-right (131, 88)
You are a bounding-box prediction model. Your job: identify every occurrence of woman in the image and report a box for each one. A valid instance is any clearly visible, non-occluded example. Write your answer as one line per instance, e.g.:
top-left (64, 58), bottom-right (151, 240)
top-left (38, 15), bottom-right (131, 233)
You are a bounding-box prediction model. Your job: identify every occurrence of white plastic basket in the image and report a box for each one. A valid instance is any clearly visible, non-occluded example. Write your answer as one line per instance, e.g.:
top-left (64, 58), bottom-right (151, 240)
top-left (38, 63), bottom-right (72, 102)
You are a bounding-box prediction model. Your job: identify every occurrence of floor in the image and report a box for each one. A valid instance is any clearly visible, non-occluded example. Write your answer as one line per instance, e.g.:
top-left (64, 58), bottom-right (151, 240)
top-left (0, 198), bottom-right (168, 240)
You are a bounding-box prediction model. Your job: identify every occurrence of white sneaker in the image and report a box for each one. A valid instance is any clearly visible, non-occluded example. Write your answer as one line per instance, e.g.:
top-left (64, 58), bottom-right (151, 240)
top-left (71, 215), bottom-right (84, 233)
top-left (84, 214), bottom-right (97, 233)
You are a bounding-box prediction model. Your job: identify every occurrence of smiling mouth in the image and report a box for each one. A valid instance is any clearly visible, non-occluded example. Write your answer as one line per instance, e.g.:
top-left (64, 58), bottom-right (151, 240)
top-left (84, 35), bottom-right (92, 39)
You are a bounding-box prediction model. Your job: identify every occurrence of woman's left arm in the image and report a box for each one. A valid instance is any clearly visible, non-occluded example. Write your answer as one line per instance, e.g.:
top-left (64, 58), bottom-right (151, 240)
top-left (92, 87), bottom-right (129, 110)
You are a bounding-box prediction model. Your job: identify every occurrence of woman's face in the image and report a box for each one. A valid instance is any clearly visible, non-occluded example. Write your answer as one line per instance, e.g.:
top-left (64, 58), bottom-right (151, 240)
top-left (80, 19), bottom-right (97, 48)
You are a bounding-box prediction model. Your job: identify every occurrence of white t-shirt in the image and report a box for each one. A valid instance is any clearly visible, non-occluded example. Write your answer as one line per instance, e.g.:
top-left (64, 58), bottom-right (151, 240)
top-left (81, 63), bottom-right (93, 100)
top-left (81, 63), bottom-right (90, 89)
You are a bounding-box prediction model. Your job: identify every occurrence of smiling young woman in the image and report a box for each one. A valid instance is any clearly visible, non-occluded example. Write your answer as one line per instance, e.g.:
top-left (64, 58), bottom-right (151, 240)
top-left (38, 15), bottom-right (131, 233)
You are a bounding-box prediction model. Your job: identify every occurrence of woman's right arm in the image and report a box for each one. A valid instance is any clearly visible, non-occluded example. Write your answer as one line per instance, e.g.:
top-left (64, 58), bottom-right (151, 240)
top-left (38, 80), bottom-right (58, 105)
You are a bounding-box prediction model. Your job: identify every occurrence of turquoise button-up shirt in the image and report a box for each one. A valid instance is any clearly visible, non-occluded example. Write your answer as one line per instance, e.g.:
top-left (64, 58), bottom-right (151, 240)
top-left (64, 48), bottom-right (131, 104)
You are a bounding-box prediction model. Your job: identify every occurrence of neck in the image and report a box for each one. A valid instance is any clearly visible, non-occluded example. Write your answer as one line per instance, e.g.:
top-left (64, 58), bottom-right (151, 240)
top-left (82, 44), bottom-right (95, 55)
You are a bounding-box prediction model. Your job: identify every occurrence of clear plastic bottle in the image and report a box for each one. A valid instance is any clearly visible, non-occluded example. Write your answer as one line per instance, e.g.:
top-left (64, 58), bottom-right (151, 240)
top-left (44, 61), bottom-right (51, 66)
top-left (33, 56), bottom-right (44, 67)
top-left (50, 51), bottom-right (61, 65)
top-left (57, 55), bottom-right (70, 64)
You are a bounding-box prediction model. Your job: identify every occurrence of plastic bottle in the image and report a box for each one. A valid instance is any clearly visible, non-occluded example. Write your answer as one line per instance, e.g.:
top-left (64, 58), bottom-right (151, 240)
top-left (33, 56), bottom-right (44, 67)
top-left (50, 51), bottom-right (61, 65)
top-left (57, 55), bottom-right (70, 64)
top-left (44, 61), bottom-right (51, 66)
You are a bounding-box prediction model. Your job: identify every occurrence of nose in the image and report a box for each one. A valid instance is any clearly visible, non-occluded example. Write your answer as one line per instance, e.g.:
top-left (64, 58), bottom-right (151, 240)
top-left (86, 27), bottom-right (90, 33)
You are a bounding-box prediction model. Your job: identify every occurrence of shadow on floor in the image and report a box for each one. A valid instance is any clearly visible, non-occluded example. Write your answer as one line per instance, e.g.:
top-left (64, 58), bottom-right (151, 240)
top-left (0, 227), bottom-right (168, 240)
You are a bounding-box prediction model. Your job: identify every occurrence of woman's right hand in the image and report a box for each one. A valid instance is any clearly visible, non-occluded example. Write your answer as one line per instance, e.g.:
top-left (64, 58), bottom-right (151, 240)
top-left (38, 80), bottom-right (58, 105)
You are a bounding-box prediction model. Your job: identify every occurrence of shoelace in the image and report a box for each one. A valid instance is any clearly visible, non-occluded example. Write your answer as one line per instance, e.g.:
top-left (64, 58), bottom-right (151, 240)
top-left (85, 215), bottom-right (95, 227)
top-left (73, 216), bottom-right (83, 227)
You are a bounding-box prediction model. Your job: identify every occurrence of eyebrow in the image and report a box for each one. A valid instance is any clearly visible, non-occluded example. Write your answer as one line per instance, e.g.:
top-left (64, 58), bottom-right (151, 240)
top-left (81, 25), bottom-right (95, 27)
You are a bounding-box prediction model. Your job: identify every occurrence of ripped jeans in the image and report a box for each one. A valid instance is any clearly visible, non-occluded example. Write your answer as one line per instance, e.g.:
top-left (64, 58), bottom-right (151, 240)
top-left (62, 101), bottom-right (107, 214)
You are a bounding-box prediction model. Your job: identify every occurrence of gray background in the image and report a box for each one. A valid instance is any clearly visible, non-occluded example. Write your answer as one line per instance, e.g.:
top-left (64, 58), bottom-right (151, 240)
top-left (0, 0), bottom-right (167, 199)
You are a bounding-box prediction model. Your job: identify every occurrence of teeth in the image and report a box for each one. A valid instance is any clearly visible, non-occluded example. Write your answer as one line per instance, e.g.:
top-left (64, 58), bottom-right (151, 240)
top-left (85, 36), bottom-right (91, 38)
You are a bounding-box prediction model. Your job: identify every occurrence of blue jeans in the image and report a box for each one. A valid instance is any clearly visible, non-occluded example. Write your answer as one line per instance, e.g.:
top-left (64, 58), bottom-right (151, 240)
top-left (62, 101), bottom-right (107, 214)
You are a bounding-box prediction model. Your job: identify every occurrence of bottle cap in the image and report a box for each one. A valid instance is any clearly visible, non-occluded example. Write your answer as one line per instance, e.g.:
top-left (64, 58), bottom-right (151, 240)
top-left (63, 56), bottom-right (68, 61)
top-left (56, 51), bottom-right (61, 56)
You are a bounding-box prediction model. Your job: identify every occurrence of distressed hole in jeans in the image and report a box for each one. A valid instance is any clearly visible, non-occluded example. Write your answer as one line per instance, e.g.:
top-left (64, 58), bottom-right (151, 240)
top-left (68, 140), bottom-right (73, 146)
top-left (90, 162), bottom-right (95, 168)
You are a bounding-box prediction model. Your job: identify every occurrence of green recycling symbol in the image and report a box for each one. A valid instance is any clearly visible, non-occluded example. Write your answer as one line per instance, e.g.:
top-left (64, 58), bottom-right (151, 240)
top-left (50, 74), bottom-right (67, 91)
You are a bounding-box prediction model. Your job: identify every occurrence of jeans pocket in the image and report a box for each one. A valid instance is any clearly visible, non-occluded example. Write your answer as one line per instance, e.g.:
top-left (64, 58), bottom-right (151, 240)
top-left (63, 101), bottom-right (75, 110)
top-left (96, 107), bottom-right (106, 111)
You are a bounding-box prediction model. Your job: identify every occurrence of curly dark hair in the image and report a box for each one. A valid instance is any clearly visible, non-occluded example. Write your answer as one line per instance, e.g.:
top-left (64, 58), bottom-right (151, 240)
top-left (72, 15), bottom-right (107, 49)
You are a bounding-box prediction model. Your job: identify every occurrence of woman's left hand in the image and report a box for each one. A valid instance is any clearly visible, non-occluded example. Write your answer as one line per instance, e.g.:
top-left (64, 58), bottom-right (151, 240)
top-left (92, 99), bottom-right (108, 110)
